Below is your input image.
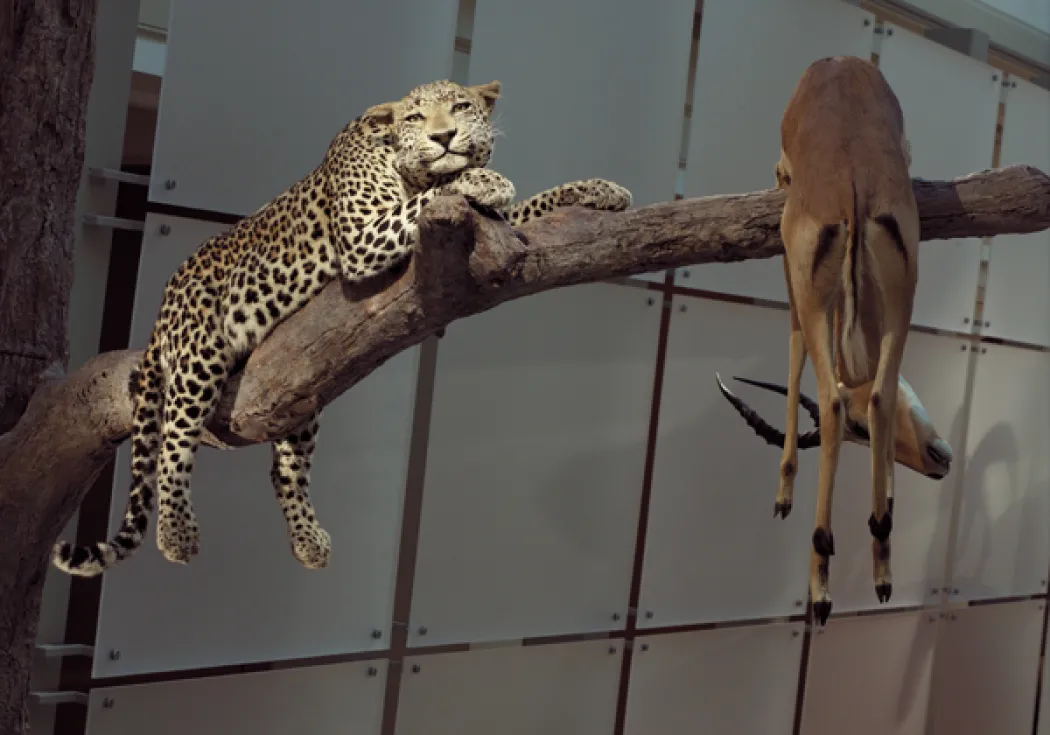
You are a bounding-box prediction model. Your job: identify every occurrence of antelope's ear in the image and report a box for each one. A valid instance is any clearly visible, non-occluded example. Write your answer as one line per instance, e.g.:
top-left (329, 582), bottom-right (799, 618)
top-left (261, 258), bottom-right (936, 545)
top-left (469, 80), bottom-right (501, 113)
top-left (363, 102), bottom-right (396, 125)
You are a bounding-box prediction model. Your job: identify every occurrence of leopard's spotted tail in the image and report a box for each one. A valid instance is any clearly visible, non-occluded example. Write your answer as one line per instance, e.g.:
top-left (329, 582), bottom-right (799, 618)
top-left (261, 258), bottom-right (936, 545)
top-left (52, 344), bottom-right (165, 577)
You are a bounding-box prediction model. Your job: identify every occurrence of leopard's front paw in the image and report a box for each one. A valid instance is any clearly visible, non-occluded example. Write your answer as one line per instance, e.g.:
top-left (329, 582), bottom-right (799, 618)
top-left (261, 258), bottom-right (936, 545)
top-left (560, 179), bottom-right (633, 212)
top-left (441, 168), bottom-right (516, 210)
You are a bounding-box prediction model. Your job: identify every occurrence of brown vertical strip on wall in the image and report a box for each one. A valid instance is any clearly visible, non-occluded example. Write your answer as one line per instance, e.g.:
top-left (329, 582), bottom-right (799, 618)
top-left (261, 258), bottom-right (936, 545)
top-left (379, 334), bottom-right (442, 735)
top-left (611, 267), bottom-right (676, 735)
top-left (53, 164), bottom-right (150, 735)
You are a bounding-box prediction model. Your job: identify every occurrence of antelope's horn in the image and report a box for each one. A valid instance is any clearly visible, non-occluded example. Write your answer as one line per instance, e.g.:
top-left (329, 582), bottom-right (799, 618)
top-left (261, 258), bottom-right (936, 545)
top-left (730, 375), bottom-right (821, 428)
top-left (714, 373), bottom-right (821, 449)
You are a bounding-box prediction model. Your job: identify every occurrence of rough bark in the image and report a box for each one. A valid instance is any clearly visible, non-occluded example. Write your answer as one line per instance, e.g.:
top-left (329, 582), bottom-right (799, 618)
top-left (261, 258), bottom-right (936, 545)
top-left (0, 0), bottom-right (97, 431)
top-left (0, 162), bottom-right (1047, 733)
top-left (0, 2), bottom-right (97, 733)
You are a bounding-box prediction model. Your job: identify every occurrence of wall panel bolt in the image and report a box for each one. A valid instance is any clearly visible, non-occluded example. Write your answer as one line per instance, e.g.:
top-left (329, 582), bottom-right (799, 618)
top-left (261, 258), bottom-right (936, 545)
top-left (887, 28), bottom-right (894, 35)
top-left (792, 631), bottom-right (800, 638)
top-left (411, 664), bottom-right (421, 673)
top-left (679, 304), bottom-right (687, 313)
top-left (952, 588), bottom-right (959, 594)
top-left (608, 646), bottom-right (617, 654)
top-left (963, 317), bottom-right (970, 324)
top-left (984, 321), bottom-right (990, 327)
top-left (645, 610), bottom-right (654, 619)
top-left (647, 297), bottom-right (654, 306)
top-left (863, 18), bottom-right (870, 26)
top-left (159, 224), bottom-right (171, 236)
top-left (164, 179), bottom-right (177, 190)
top-left (371, 629), bottom-right (382, 639)
top-left (611, 613), bottom-right (621, 622)
top-left (417, 626), bottom-right (428, 636)
top-left (795, 600), bottom-right (803, 607)
top-left (108, 650), bottom-right (120, 661)
top-left (682, 270), bottom-right (691, 278)
top-left (981, 348), bottom-right (987, 354)
top-left (366, 666), bottom-right (378, 677)
top-left (993, 74), bottom-right (999, 81)
top-left (960, 345), bottom-right (966, 352)
top-left (640, 643), bottom-right (649, 652)
top-left (102, 698), bottom-right (115, 709)
top-left (928, 615), bottom-right (937, 622)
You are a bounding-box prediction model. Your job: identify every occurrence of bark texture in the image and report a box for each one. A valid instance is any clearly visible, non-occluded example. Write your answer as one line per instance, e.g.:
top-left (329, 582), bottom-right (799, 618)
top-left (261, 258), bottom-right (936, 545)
top-left (0, 161), bottom-right (1047, 733)
top-left (0, 2), bottom-right (97, 732)
top-left (0, 0), bottom-right (97, 431)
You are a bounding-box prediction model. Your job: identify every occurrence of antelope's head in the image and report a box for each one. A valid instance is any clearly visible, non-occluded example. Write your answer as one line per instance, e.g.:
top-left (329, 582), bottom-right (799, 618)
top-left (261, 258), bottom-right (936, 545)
top-left (715, 373), bottom-right (953, 480)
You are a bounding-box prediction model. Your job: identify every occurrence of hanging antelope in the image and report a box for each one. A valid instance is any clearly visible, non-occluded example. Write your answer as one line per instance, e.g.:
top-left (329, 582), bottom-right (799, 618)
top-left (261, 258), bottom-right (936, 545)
top-left (722, 56), bottom-right (953, 625)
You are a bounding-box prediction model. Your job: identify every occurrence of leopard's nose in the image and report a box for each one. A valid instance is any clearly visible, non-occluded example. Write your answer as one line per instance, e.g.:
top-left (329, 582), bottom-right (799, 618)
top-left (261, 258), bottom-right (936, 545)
top-left (429, 128), bottom-right (456, 147)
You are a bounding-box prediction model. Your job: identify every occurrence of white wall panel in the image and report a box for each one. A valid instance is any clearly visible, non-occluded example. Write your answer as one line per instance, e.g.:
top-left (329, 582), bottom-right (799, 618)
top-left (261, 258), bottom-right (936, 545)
top-left (93, 214), bottom-right (415, 676)
top-left (822, 331), bottom-right (967, 613)
top-left (85, 660), bottom-right (386, 735)
top-left (678, 0), bottom-right (875, 301)
top-left (623, 623), bottom-right (803, 735)
top-left (801, 611), bottom-right (937, 735)
top-left (467, 0), bottom-right (693, 208)
top-left (149, 0), bottom-right (458, 215)
top-left (877, 25), bottom-right (997, 332)
top-left (930, 600), bottom-right (1044, 735)
top-left (983, 78), bottom-right (1050, 348)
top-left (396, 641), bottom-right (621, 735)
top-left (638, 297), bottom-right (816, 626)
top-left (408, 284), bottom-right (659, 646)
top-left (951, 343), bottom-right (1050, 601)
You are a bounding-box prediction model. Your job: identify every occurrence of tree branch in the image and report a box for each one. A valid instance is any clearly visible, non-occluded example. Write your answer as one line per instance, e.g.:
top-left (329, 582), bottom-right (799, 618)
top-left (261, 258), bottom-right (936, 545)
top-left (5, 164), bottom-right (1047, 472)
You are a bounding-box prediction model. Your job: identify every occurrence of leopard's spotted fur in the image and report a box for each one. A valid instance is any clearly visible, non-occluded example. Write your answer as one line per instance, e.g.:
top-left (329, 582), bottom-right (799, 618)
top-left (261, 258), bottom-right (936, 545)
top-left (53, 79), bottom-right (632, 576)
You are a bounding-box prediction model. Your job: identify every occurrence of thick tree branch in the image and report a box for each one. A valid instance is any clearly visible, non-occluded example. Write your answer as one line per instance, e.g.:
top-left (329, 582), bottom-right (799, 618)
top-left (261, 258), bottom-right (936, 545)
top-left (3, 164), bottom-right (1047, 471)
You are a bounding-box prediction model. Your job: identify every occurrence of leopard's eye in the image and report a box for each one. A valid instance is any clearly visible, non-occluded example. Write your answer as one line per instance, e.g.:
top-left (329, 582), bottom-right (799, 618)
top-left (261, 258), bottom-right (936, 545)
top-left (404, 112), bottom-right (425, 123)
top-left (451, 101), bottom-right (472, 113)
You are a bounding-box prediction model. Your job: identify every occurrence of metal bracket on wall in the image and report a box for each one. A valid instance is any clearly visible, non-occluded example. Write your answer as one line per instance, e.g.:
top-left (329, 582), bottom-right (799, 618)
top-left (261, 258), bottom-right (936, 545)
top-left (29, 691), bottom-right (89, 707)
top-left (81, 213), bottom-right (145, 232)
top-left (34, 643), bottom-right (94, 660)
top-left (87, 167), bottom-right (150, 187)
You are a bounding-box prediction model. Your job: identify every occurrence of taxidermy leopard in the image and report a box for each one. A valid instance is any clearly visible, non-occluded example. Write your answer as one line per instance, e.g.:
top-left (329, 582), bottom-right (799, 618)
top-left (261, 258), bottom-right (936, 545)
top-left (52, 79), bottom-right (632, 577)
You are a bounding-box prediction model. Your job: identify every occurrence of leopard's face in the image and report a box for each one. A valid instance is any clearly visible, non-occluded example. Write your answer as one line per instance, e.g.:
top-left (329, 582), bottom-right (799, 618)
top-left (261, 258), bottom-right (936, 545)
top-left (368, 80), bottom-right (501, 189)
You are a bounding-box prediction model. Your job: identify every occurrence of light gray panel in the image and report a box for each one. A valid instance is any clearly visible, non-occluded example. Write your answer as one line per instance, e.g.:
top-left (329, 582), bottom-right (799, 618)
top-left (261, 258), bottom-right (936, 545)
top-left (150, 0), bottom-right (458, 215)
top-left (951, 342), bottom-right (1050, 601)
top-left (86, 660), bottom-right (386, 735)
top-left (822, 331), bottom-right (967, 613)
top-left (409, 284), bottom-right (660, 646)
top-left (930, 600), bottom-right (1044, 735)
top-left (93, 214), bottom-right (415, 676)
top-left (678, 0), bottom-right (874, 301)
top-left (638, 296), bottom-right (816, 626)
top-left (983, 78), bottom-right (1050, 348)
top-left (467, 0), bottom-right (693, 208)
top-left (624, 623), bottom-right (803, 735)
top-left (396, 641), bottom-right (621, 735)
top-left (801, 612), bottom-right (937, 735)
top-left (878, 24), bottom-right (997, 332)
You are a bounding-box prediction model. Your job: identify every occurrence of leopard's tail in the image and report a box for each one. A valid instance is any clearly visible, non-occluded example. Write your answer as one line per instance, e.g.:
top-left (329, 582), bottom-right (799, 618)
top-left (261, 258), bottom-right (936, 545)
top-left (52, 341), bottom-right (165, 577)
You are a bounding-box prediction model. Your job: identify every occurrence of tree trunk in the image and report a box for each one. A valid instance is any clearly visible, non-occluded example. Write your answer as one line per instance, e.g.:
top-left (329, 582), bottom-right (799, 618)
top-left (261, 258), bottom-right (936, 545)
top-left (0, 1), bottom-right (97, 732)
top-left (0, 0), bottom-right (97, 432)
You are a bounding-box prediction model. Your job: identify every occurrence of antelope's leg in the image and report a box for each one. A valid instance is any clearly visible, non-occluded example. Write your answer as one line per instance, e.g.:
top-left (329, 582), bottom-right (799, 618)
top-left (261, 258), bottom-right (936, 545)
top-left (866, 227), bottom-right (917, 605)
top-left (776, 255), bottom-right (807, 519)
top-left (796, 304), bottom-right (846, 626)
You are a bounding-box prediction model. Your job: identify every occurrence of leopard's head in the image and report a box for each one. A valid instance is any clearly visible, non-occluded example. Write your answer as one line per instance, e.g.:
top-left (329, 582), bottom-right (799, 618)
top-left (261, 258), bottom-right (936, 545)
top-left (364, 79), bottom-right (501, 189)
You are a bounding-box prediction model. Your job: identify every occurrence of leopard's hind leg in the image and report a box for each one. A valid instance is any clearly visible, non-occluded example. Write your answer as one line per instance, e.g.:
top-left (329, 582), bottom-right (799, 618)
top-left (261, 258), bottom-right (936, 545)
top-left (155, 332), bottom-right (233, 564)
top-left (270, 411), bottom-right (331, 569)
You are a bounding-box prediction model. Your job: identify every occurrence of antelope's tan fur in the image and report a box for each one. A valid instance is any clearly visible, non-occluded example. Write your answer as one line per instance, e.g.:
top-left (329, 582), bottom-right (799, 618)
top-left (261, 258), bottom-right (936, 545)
top-left (774, 56), bottom-right (926, 625)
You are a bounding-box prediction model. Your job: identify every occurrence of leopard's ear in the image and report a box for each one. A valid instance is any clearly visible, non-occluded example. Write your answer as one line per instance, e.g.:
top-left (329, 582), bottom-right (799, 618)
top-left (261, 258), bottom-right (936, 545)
top-left (363, 102), bottom-right (396, 125)
top-left (468, 80), bottom-right (501, 114)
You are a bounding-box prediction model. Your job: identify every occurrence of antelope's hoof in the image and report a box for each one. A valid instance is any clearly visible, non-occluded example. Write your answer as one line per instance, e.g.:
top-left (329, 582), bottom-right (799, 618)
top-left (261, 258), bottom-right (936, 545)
top-left (813, 600), bottom-right (833, 626)
top-left (876, 583), bottom-right (893, 604)
top-left (774, 501), bottom-right (792, 519)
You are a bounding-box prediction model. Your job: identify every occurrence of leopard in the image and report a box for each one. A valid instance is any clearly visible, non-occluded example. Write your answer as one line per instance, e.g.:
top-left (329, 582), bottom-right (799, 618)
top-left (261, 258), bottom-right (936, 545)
top-left (52, 78), bottom-right (632, 577)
